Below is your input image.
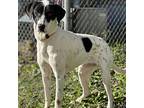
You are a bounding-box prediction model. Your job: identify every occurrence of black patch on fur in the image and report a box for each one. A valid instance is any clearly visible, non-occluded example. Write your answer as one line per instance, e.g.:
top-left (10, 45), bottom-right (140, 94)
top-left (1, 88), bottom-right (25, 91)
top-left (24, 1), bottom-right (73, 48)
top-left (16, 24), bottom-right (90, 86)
top-left (45, 5), bottom-right (65, 23)
top-left (33, 2), bottom-right (44, 23)
top-left (81, 37), bottom-right (92, 52)
top-left (45, 34), bottom-right (50, 39)
top-left (57, 99), bottom-right (61, 105)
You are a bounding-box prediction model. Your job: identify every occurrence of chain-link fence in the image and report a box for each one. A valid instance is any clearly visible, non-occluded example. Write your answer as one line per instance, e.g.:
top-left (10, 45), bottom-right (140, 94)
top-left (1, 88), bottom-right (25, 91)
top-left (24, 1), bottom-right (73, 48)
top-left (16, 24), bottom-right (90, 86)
top-left (71, 0), bottom-right (126, 45)
top-left (18, 0), bottom-right (126, 63)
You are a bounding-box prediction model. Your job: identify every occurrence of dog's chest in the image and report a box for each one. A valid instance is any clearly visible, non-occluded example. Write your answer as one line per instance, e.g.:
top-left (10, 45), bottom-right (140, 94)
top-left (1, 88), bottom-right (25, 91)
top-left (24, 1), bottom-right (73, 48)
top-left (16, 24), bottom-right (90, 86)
top-left (37, 42), bottom-right (49, 63)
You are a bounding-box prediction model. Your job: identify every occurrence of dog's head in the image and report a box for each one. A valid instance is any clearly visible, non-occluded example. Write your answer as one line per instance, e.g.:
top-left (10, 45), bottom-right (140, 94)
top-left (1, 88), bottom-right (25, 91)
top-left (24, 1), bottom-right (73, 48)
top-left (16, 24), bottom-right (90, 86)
top-left (25, 1), bottom-right (65, 36)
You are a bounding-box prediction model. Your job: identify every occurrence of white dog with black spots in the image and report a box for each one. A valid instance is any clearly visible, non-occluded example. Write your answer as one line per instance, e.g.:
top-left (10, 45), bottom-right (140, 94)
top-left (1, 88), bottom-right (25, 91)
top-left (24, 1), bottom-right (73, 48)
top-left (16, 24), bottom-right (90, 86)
top-left (25, 1), bottom-right (125, 108)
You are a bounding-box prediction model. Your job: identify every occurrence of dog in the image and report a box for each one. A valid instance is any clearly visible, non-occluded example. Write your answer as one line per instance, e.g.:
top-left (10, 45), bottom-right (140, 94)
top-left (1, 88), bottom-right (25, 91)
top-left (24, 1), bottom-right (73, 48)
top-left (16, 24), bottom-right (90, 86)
top-left (25, 1), bottom-right (125, 108)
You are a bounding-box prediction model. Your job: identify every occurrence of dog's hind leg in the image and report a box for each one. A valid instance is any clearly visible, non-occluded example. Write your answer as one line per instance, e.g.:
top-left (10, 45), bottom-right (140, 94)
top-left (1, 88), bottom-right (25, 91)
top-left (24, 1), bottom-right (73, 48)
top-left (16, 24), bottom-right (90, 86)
top-left (76, 63), bottom-right (96, 102)
top-left (100, 60), bottom-right (114, 108)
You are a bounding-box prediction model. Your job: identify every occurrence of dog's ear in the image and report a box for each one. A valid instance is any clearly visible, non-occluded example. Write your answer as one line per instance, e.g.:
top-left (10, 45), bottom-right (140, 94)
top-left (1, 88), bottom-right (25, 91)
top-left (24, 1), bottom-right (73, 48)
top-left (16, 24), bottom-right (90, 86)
top-left (53, 5), bottom-right (66, 22)
top-left (25, 2), bottom-right (40, 18)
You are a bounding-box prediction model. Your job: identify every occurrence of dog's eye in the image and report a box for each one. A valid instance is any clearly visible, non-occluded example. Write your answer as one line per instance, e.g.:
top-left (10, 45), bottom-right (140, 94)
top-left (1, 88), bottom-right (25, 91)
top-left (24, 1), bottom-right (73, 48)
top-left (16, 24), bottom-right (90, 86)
top-left (34, 5), bottom-right (43, 16)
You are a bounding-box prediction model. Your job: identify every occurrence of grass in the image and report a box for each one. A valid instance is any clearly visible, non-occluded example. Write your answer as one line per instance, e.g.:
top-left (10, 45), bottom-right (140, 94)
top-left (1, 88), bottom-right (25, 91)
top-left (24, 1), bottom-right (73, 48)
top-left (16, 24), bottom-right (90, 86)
top-left (18, 44), bottom-right (126, 108)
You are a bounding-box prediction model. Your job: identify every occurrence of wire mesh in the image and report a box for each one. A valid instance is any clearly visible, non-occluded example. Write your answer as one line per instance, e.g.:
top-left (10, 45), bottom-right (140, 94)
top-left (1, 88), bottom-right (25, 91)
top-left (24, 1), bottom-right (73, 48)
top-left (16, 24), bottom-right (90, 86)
top-left (71, 0), bottom-right (126, 45)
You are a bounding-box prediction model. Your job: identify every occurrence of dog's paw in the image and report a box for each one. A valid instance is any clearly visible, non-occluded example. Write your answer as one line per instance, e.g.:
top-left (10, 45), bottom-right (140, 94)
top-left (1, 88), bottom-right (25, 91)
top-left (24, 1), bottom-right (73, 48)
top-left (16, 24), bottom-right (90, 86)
top-left (44, 103), bottom-right (50, 108)
top-left (70, 100), bottom-right (76, 104)
top-left (76, 95), bottom-right (85, 103)
top-left (76, 92), bottom-right (91, 103)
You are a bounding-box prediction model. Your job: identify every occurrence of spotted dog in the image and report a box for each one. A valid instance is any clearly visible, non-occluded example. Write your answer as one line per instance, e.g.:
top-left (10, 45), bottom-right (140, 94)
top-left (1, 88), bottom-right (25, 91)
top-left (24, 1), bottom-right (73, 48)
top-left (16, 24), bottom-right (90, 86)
top-left (25, 1), bottom-right (125, 108)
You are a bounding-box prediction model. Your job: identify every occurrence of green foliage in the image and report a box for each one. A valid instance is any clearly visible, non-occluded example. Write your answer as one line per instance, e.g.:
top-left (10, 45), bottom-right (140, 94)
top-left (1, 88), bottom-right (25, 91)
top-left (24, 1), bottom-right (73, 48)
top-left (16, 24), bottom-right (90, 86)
top-left (18, 44), bottom-right (126, 108)
top-left (111, 44), bottom-right (126, 68)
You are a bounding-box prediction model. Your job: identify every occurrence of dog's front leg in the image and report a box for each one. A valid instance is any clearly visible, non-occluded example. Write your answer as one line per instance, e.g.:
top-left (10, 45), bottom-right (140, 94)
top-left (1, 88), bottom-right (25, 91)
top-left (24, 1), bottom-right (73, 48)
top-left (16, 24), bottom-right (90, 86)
top-left (49, 58), bottom-right (65, 108)
top-left (38, 60), bottom-right (52, 108)
top-left (54, 71), bottom-right (65, 108)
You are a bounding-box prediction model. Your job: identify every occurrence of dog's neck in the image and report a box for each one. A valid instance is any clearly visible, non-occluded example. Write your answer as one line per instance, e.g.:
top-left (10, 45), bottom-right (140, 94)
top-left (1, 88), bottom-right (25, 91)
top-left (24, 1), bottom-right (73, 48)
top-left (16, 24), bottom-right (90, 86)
top-left (45, 26), bottom-right (58, 39)
top-left (47, 26), bottom-right (58, 38)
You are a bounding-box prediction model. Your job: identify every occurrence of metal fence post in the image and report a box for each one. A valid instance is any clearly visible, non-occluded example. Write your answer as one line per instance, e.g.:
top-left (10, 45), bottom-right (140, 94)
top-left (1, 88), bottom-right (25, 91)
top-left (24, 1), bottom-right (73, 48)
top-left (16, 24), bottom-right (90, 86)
top-left (64, 0), bottom-right (70, 30)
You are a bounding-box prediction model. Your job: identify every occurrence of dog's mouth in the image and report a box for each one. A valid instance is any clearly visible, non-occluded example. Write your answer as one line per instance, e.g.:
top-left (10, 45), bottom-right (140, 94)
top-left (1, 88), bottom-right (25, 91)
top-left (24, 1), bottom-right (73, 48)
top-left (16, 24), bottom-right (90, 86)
top-left (38, 30), bottom-right (49, 38)
top-left (35, 31), bottom-right (50, 41)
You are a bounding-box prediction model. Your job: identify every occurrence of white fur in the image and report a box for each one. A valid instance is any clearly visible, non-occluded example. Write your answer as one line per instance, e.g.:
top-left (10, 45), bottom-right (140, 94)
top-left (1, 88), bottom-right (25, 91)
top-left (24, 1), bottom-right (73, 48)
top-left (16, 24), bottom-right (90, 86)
top-left (42, 0), bottom-right (49, 6)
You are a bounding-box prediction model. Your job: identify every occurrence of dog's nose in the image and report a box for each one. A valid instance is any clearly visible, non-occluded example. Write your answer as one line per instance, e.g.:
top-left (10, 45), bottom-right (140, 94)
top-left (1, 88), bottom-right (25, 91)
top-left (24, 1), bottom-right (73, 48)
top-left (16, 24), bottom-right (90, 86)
top-left (38, 24), bottom-right (45, 32)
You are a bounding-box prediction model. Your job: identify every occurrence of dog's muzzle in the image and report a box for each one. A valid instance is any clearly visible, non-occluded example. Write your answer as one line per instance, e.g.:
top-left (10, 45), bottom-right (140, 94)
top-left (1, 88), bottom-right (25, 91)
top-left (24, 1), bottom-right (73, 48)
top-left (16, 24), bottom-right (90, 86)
top-left (38, 24), bottom-right (45, 32)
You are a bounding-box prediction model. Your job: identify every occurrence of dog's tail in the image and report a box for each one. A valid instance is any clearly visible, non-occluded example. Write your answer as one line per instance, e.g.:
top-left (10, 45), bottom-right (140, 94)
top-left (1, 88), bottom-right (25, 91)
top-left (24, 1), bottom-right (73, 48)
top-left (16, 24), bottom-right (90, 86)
top-left (111, 64), bottom-right (126, 74)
